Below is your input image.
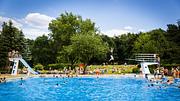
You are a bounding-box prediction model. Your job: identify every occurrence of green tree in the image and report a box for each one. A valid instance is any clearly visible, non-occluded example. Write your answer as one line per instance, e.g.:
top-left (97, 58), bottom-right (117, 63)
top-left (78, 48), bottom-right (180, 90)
top-left (64, 33), bottom-right (108, 73)
top-left (165, 23), bottom-right (180, 63)
top-left (57, 45), bottom-right (79, 68)
top-left (113, 33), bottom-right (138, 63)
top-left (133, 32), bottom-right (154, 53)
top-left (100, 35), bottom-right (115, 48)
top-left (0, 21), bottom-right (25, 68)
top-left (133, 29), bottom-right (170, 63)
top-left (32, 35), bottom-right (55, 66)
top-left (23, 39), bottom-right (34, 60)
top-left (34, 63), bottom-right (44, 70)
top-left (0, 33), bottom-right (7, 68)
top-left (49, 12), bottom-right (80, 47)
top-left (166, 24), bottom-right (180, 44)
top-left (48, 12), bottom-right (97, 60)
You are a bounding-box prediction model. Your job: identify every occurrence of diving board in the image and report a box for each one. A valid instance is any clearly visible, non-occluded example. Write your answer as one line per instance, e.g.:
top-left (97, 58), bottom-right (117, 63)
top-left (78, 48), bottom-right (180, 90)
top-left (128, 53), bottom-right (160, 78)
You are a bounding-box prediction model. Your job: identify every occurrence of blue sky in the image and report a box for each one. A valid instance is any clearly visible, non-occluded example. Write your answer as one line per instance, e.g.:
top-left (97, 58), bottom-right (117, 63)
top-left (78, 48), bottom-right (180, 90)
top-left (0, 0), bottom-right (180, 39)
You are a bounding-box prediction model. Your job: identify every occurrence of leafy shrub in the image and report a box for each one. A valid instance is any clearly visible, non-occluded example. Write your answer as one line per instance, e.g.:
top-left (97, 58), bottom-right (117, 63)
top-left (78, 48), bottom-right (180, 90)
top-left (161, 64), bottom-right (180, 70)
top-left (161, 64), bottom-right (180, 67)
top-left (34, 64), bottom-right (44, 70)
top-left (0, 69), bottom-right (11, 74)
top-left (40, 70), bottom-right (48, 74)
top-left (132, 67), bottom-right (140, 73)
top-left (45, 63), bottom-right (65, 70)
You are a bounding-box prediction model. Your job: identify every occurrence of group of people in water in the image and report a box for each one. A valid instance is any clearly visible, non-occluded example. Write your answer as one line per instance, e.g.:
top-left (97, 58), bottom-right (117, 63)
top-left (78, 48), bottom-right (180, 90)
top-left (52, 73), bottom-right (77, 78)
top-left (148, 66), bottom-right (180, 88)
top-left (171, 67), bottom-right (180, 78)
top-left (153, 66), bottom-right (180, 79)
top-left (148, 77), bottom-right (180, 88)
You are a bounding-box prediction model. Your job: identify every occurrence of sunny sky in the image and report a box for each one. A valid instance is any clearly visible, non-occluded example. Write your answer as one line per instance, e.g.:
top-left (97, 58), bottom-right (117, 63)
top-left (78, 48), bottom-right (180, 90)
top-left (0, 0), bottom-right (180, 39)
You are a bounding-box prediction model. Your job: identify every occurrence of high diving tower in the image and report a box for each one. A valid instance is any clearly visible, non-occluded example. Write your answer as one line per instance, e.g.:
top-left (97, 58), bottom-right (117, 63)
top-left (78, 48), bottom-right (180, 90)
top-left (135, 53), bottom-right (160, 78)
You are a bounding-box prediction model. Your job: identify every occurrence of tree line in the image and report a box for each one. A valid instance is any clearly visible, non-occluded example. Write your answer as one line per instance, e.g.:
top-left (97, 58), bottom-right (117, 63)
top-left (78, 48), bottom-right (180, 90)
top-left (0, 12), bottom-right (180, 71)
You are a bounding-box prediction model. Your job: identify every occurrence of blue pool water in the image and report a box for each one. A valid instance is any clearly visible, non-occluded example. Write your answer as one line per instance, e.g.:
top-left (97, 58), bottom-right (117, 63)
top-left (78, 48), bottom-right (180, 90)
top-left (0, 77), bottom-right (180, 101)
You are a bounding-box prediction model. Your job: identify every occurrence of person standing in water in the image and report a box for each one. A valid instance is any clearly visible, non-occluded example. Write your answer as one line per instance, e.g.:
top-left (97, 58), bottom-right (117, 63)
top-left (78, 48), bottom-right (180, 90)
top-left (95, 68), bottom-right (100, 78)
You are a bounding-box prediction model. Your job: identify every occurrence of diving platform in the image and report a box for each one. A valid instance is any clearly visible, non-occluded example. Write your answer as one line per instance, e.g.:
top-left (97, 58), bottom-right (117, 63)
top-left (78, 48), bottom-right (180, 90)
top-left (131, 53), bottom-right (160, 78)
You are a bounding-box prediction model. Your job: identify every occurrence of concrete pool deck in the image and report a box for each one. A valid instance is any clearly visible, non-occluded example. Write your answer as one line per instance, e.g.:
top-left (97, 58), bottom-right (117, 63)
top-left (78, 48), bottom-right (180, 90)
top-left (0, 74), bottom-right (39, 82)
top-left (0, 73), bottom-right (174, 81)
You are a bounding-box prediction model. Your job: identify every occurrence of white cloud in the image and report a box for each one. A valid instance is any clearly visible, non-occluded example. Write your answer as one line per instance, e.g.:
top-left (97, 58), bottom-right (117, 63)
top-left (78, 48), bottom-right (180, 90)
top-left (124, 26), bottom-right (133, 30)
top-left (0, 13), bottom-right (54, 39)
top-left (22, 28), bottom-right (49, 40)
top-left (102, 26), bottom-right (134, 37)
top-left (102, 29), bottom-right (131, 37)
top-left (137, 29), bottom-right (145, 32)
top-left (0, 16), bottom-right (22, 29)
top-left (21, 13), bottom-right (54, 39)
top-left (1, 14), bottom-right (141, 39)
top-left (24, 13), bottom-right (54, 29)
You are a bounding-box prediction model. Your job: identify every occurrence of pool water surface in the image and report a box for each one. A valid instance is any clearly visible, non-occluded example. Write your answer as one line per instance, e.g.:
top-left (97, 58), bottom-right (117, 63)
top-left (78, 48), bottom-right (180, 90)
top-left (0, 77), bottom-right (180, 101)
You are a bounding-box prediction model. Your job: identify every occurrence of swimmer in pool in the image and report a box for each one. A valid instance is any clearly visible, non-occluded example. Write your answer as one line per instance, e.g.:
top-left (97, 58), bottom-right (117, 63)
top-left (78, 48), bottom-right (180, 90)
top-left (167, 80), bottom-right (173, 85)
top-left (3, 77), bottom-right (6, 82)
top-left (151, 84), bottom-right (154, 86)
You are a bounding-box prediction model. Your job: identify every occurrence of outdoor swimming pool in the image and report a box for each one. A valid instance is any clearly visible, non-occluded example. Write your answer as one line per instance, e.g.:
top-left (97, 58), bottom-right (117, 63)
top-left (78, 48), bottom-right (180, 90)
top-left (0, 77), bottom-right (179, 101)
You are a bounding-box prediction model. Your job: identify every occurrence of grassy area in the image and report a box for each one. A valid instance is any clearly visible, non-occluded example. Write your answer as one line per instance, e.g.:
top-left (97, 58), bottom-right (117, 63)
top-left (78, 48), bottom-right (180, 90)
top-left (0, 65), bottom-right (139, 76)
top-left (37, 65), bottom-right (139, 74)
top-left (0, 74), bottom-right (28, 79)
top-left (87, 65), bottom-right (139, 74)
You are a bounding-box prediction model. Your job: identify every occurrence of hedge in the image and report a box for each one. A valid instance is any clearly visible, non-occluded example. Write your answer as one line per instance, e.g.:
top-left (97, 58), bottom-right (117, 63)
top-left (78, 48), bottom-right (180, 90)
top-left (45, 63), bottom-right (66, 70)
